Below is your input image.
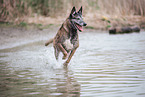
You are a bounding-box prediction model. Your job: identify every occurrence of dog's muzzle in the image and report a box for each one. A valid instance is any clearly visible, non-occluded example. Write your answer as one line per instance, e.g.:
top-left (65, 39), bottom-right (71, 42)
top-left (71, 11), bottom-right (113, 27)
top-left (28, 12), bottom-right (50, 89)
top-left (83, 22), bottom-right (87, 26)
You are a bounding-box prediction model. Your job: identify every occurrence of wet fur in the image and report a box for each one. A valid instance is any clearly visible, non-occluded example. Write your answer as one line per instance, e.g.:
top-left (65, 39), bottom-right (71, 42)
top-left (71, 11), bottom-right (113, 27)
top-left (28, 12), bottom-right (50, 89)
top-left (45, 6), bottom-right (86, 66)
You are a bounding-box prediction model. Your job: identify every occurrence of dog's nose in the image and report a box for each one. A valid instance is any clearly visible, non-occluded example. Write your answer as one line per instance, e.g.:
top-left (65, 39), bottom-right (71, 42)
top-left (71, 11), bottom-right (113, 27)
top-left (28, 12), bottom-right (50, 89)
top-left (83, 23), bottom-right (87, 26)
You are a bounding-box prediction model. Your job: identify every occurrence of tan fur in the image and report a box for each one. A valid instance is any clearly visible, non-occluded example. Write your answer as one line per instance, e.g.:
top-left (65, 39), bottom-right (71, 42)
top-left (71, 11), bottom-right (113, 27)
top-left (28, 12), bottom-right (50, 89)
top-left (45, 18), bottom-right (79, 66)
top-left (45, 6), bottom-right (86, 66)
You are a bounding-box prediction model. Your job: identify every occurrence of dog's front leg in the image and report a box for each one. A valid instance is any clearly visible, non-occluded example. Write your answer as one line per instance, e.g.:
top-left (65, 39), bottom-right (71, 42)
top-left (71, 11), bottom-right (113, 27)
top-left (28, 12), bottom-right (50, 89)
top-left (63, 48), bottom-right (77, 66)
top-left (58, 43), bottom-right (68, 59)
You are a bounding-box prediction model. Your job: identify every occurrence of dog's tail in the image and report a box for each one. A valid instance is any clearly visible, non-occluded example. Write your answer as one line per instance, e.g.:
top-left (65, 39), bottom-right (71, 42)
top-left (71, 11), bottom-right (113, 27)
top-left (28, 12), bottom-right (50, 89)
top-left (45, 38), bottom-right (53, 46)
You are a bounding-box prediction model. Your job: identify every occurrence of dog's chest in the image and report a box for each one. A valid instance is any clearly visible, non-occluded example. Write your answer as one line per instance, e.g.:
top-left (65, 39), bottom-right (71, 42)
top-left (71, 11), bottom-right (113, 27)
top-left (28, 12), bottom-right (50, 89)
top-left (63, 38), bottom-right (73, 50)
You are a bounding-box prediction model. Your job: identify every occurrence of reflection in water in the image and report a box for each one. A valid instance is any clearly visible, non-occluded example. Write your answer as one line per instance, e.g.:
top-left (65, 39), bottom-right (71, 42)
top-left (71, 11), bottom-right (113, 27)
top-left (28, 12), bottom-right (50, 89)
top-left (0, 31), bottom-right (145, 97)
top-left (48, 67), bottom-right (80, 97)
top-left (0, 61), bottom-right (80, 97)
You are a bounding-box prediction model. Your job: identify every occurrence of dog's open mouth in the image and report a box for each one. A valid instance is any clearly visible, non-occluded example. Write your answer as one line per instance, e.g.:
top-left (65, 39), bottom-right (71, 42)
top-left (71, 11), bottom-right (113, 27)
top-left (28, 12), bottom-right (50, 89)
top-left (75, 23), bottom-right (83, 32)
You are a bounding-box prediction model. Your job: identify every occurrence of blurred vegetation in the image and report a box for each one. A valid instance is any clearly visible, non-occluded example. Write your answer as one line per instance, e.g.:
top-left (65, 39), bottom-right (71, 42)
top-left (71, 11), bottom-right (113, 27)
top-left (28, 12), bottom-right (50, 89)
top-left (0, 0), bottom-right (145, 25)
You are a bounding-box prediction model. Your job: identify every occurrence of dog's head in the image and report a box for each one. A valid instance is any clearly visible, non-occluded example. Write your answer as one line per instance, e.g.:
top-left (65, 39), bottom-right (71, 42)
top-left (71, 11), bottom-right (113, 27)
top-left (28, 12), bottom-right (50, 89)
top-left (69, 6), bottom-right (87, 32)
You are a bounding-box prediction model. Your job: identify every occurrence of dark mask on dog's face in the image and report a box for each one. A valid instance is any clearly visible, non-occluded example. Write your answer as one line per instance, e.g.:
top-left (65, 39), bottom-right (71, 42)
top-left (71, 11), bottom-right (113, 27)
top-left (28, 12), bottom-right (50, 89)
top-left (69, 6), bottom-right (87, 32)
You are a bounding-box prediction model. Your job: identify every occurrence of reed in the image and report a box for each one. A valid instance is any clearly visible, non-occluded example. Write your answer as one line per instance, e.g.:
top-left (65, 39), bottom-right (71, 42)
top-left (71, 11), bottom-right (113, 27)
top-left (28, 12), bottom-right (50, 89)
top-left (97, 0), bottom-right (145, 16)
top-left (0, 0), bottom-right (145, 23)
top-left (0, 0), bottom-right (30, 23)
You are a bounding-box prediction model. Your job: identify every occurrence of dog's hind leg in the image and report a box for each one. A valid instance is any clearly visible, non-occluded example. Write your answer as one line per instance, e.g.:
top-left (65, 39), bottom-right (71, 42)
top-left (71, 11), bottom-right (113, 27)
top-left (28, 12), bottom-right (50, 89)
top-left (54, 48), bottom-right (60, 60)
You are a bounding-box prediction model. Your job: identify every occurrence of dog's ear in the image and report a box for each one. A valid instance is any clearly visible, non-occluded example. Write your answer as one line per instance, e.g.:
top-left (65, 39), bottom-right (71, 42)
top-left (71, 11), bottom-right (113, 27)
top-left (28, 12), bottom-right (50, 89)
top-left (78, 6), bottom-right (82, 14)
top-left (69, 6), bottom-right (76, 18)
top-left (70, 6), bottom-right (76, 15)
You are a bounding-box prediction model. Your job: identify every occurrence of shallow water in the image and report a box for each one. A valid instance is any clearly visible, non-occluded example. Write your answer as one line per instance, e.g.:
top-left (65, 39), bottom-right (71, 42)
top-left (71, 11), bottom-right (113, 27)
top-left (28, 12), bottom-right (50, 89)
top-left (0, 31), bottom-right (145, 97)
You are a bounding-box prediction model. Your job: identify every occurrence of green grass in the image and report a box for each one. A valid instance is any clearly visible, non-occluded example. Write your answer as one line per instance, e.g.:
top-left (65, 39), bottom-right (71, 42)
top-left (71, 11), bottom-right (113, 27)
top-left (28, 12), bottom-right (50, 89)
top-left (85, 26), bottom-right (94, 29)
top-left (18, 22), bottom-right (28, 27)
top-left (0, 21), bottom-right (55, 30)
top-left (106, 25), bottom-right (111, 28)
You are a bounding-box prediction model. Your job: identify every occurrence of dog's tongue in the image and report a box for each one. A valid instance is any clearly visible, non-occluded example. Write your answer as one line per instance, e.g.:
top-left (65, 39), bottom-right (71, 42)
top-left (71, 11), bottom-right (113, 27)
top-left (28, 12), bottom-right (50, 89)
top-left (76, 24), bottom-right (83, 32)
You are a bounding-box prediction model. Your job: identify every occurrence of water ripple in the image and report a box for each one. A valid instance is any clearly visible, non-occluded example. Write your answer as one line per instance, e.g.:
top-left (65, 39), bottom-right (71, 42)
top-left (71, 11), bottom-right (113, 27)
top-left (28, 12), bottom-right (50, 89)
top-left (0, 31), bottom-right (145, 97)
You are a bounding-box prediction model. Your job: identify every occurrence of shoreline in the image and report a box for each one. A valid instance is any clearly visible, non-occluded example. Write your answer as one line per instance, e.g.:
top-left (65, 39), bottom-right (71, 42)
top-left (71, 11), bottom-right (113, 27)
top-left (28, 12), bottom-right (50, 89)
top-left (0, 25), bottom-right (98, 50)
top-left (0, 15), bottom-right (145, 50)
top-left (0, 26), bottom-right (56, 50)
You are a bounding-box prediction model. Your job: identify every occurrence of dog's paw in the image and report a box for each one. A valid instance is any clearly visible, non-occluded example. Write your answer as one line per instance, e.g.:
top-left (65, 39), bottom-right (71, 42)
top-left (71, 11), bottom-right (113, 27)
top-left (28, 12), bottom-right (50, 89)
top-left (63, 62), bottom-right (68, 66)
top-left (62, 54), bottom-right (67, 60)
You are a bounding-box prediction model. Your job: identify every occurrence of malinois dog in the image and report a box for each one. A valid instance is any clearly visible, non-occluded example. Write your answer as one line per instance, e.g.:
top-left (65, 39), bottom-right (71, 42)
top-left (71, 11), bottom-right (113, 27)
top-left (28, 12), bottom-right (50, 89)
top-left (45, 6), bottom-right (87, 66)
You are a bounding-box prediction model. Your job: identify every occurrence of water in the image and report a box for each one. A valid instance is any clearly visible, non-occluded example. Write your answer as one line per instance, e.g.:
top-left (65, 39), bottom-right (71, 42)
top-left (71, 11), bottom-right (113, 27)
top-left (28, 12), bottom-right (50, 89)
top-left (0, 31), bottom-right (145, 97)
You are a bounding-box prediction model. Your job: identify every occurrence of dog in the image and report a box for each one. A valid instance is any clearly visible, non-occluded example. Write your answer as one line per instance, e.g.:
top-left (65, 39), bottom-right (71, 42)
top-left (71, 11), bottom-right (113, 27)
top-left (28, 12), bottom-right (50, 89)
top-left (45, 6), bottom-right (87, 66)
